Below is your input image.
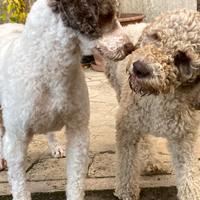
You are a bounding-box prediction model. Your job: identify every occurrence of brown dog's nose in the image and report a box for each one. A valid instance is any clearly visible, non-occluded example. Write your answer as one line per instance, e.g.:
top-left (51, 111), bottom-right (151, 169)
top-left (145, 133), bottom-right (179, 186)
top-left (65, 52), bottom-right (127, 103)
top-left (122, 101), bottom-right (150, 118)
top-left (133, 61), bottom-right (152, 78)
top-left (124, 42), bottom-right (135, 55)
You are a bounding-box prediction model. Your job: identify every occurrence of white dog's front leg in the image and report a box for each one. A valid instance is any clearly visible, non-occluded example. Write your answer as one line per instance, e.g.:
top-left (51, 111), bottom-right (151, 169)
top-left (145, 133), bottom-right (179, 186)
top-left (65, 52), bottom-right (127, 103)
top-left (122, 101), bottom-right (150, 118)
top-left (65, 128), bottom-right (90, 200)
top-left (4, 132), bottom-right (31, 200)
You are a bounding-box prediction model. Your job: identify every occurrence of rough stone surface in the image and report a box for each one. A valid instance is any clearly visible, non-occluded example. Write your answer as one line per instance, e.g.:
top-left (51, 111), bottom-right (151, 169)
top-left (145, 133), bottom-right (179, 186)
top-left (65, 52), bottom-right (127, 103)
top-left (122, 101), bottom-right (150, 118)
top-left (88, 152), bottom-right (116, 178)
top-left (119, 0), bottom-right (197, 22)
top-left (1, 188), bottom-right (179, 200)
top-left (1, 69), bottom-right (200, 199)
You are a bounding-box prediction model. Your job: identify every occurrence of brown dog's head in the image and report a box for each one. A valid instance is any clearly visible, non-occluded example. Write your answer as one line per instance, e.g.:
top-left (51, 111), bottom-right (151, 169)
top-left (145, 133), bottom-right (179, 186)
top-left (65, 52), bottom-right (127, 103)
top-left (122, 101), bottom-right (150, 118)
top-left (48, 0), bottom-right (134, 61)
top-left (49, 0), bottom-right (117, 38)
top-left (128, 10), bottom-right (200, 95)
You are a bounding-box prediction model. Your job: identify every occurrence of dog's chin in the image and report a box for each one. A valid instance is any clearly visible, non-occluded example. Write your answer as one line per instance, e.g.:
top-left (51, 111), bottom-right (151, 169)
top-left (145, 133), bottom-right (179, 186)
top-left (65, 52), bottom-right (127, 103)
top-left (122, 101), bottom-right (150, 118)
top-left (95, 47), bottom-right (127, 61)
top-left (128, 74), bottom-right (160, 96)
top-left (106, 52), bottom-right (127, 61)
top-left (128, 74), bottom-right (148, 96)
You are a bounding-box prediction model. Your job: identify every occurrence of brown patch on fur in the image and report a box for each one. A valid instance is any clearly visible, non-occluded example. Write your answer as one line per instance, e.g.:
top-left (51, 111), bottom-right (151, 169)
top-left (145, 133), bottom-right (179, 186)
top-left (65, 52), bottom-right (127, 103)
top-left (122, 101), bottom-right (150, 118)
top-left (48, 0), bottom-right (118, 38)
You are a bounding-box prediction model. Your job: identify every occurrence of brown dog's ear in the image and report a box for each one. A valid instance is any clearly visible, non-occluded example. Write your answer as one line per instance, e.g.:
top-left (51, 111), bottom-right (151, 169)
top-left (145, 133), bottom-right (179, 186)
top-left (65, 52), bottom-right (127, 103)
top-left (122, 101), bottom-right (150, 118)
top-left (98, 0), bottom-right (116, 27)
top-left (48, 0), bottom-right (101, 37)
top-left (60, 0), bottom-right (99, 36)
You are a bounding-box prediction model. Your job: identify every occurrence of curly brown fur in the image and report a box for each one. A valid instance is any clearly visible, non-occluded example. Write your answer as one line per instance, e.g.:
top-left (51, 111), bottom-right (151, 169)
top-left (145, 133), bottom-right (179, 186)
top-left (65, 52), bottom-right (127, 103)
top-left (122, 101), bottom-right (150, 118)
top-left (129, 9), bottom-right (200, 95)
top-left (48, 0), bottom-right (118, 38)
top-left (105, 10), bottom-right (200, 200)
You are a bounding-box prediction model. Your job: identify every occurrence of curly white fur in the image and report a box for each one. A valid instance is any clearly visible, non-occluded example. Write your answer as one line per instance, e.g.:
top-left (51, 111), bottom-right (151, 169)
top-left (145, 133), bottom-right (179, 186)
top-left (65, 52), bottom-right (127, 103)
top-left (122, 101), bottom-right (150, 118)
top-left (1, 2), bottom-right (90, 198)
top-left (106, 16), bottom-right (200, 200)
top-left (0, 0), bottom-right (133, 199)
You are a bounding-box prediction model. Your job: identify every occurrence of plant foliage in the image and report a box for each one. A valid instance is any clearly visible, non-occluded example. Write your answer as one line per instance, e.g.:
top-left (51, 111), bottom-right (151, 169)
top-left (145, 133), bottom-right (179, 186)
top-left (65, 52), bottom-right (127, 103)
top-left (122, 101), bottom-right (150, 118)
top-left (0, 0), bottom-right (29, 23)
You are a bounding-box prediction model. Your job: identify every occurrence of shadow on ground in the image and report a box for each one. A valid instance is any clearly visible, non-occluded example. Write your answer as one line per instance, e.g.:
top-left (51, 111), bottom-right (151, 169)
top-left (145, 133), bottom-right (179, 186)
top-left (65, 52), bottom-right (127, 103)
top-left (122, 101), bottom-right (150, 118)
top-left (1, 187), bottom-right (178, 200)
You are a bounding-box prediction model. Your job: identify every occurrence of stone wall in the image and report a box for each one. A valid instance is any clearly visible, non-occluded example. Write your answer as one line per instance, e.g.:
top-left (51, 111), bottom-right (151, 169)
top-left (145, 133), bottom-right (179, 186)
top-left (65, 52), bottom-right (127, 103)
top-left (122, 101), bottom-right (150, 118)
top-left (0, 0), bottom-right (199, 24)
top-left (119, 0), bottom-right (197, 22)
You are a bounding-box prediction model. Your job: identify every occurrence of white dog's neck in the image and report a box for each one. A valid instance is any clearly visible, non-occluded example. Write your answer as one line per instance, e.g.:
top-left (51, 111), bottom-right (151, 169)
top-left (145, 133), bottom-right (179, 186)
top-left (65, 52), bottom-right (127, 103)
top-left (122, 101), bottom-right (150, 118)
top-left (21, 0), bottom-right (80, 69)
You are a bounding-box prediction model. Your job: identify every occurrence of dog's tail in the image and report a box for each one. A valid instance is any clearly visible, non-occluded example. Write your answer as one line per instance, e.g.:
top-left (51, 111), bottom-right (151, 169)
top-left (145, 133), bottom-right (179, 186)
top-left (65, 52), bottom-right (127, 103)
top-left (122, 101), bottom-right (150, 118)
top-left (104, 23), bottom-right (147, 101)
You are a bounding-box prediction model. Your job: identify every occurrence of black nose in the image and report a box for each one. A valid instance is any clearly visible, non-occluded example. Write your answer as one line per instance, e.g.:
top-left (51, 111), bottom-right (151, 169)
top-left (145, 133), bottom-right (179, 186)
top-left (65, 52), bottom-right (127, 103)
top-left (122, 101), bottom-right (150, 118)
top-left (133, 61), bottom-right (152, 78)
top-left (124, 42), bottom-right (135, 55)
top-left (81, 55), bottom-right (95, 65)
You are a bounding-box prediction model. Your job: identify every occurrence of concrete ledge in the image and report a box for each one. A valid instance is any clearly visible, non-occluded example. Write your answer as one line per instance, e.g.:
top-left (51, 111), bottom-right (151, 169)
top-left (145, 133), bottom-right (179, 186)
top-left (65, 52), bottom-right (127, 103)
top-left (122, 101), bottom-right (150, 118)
top-left (1, 186), bottom-right (178, 200)
top-left (0, 174), bottom-right (176, 196)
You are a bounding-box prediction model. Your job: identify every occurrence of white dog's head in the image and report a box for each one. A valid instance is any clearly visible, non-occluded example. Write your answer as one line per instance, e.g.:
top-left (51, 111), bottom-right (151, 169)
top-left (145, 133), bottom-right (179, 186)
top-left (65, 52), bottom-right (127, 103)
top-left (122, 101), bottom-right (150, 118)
top-left (48, 0), bottom-right (134, 61)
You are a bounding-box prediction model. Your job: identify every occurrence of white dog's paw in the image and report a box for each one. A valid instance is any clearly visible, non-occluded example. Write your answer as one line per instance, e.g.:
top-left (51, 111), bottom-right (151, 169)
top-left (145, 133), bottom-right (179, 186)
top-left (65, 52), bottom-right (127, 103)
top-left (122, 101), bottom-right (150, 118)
top-left (0, 158), bottom-right (7, 171)
top-left (50, 144), bottom-right (65, 158)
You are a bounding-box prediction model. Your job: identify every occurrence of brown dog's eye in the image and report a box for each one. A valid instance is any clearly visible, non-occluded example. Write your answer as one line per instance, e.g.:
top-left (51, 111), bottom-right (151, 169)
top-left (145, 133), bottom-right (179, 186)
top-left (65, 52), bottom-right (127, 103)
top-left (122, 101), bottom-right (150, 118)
top-left (149, 33), bottom-right (161, 41)
top-left (142, 33), bottom-right (161, 46)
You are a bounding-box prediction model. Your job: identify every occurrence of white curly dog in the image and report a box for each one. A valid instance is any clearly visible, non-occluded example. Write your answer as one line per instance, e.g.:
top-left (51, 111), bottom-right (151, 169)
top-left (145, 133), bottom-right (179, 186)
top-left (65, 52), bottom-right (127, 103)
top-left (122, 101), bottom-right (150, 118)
top-left (0, 0), bottom-right (134, 199)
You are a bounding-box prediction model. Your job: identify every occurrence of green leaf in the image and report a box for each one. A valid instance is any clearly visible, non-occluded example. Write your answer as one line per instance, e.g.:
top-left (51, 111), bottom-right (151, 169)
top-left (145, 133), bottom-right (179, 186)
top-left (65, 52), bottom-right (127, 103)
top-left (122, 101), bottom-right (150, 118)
top-left (0, 0), bottom-right (30, 23)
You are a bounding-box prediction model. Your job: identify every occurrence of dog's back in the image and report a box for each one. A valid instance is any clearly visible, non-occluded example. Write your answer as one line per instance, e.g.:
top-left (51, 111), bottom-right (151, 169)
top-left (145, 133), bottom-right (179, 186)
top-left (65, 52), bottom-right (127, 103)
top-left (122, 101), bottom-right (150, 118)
top-left (0, 24), bottom-right (23, 70)
top-left (0, 23), bottom-right (24, 37)
top-left (0, 24), bottom-right (23, 47)
top-left (0, 23), bottom-right (23, 57)
top-left (0, 23), bottom-right (24, 103)
top-left (0, 23), bottom-right (23, 51)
